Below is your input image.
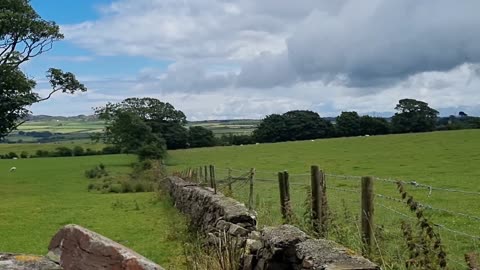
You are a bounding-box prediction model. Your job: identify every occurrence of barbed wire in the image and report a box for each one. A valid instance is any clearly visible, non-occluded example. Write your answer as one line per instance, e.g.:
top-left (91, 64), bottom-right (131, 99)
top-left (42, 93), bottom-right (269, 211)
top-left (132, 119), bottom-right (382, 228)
top-left (376, 202), bottom-right (480, 240)
top-left (326, 173), bottom-right (362, 180)
top-left (376, 194), bottom-right (405, 204)
top-left (329, 186), bottom-right (358, 194)
top-left (186, 166), bottom-right (480, 197)
top-left (375, 194), bottom-right (480, 222)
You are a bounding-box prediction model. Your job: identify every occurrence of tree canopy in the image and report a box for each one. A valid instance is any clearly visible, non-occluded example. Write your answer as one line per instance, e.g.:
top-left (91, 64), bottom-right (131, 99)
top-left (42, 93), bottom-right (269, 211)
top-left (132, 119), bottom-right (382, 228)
top-left (95, 97), bottom-right (189, 159)
top-left (359, 115), bottom-right (390, 135)
top-left (189, 126), bottom-right (216, 148)
top-left (336, 111), bottom-right (361, 137)
top-left (391, 98), bottom-right (439, 133)
top-left (253, 110), bottom-right (333, 143)
top-left (0, 0), bottom-right (86, 139)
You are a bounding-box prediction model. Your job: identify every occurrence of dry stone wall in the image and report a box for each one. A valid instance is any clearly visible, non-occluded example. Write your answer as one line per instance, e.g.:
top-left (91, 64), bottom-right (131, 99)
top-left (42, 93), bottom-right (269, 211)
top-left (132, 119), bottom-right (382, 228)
top-left (165, 176), bottom-right (379, 270)
top-left (165, 176), bottom-right (257, 237)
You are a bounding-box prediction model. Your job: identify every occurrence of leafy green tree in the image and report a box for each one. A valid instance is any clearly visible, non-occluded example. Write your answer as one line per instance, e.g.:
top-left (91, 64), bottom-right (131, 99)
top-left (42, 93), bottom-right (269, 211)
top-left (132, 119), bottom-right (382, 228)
top-left (391, 99), bottom-right (439, 133)
top-left (55, 146), bottom-right (73, 157)
top-left (253, 110), bottom-right (334, 143)
top-left (253, 114), bottom-right (287, 143)
top-left (95, 98), bottom-right (187, 159)
top-left (137, 139), bottom-right (167, 161)
top-left (20, 151), bottom-right (28, 158)
top-left (336, 111), bottom-right (361, 137)
top-left (0, 1), bottom-right (87, 139)
top-left (98, 110), bottom-right (165, 156)
top-left (359, 116), bottom-right (390, 135)
top-left (158, 122), bottom-right (188, 150)
top-left (188, 126), bottom-right (216, 148)
top-left (72, 146), bottom-right (85, 156)
top-left (95, 97), bottom-right (187, 149)
top-left (283, 110), bottom-right (334, 140)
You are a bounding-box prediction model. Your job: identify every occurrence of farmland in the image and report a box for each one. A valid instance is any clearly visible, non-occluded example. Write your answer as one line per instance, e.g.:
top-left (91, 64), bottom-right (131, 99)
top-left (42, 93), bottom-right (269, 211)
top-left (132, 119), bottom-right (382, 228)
top-left (2, 126), bottom-right (479, 268)
top-left (3, 117), bottom-right (259, 144)
top-left (167, 129), bottom-right (480, 268)
top-left (0, 154), bottom-right (186, 268)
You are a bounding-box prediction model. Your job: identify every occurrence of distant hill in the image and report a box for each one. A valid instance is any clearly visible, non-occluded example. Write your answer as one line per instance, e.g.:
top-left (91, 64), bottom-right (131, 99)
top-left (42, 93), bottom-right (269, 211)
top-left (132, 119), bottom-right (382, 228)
top-left (27, 114), bottom-right (98, 122)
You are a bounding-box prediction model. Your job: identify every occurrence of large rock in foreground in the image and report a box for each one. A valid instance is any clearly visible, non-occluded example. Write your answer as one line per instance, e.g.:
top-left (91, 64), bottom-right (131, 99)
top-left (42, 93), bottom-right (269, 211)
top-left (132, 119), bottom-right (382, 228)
top-left (48, 224), bottom-right (163, 270)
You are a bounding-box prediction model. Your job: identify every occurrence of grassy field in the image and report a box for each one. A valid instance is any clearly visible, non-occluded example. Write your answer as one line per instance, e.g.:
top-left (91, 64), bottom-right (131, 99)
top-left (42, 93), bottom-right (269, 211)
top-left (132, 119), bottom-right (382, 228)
top-left (0, 141), bottom-right (105, 156)
top-left (167, 129), bottom-right (480, 269)
top-left (0, 154), bottom-right (186, 268)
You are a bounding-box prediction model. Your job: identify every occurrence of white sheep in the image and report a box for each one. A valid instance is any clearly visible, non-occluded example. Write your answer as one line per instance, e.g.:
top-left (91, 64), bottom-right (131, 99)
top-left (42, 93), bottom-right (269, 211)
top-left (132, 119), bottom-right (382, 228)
top-left (9, 167), bottom-right (16, 172)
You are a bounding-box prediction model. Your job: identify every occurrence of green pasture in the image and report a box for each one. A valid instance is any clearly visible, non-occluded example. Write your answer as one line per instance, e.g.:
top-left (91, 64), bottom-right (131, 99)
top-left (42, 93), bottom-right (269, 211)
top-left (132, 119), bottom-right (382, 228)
top-left (0, 141), bottom-right (105, 156)
top-left (167, 130), bottom-right (480, 268)
top-left (0, 155), bottom-right (186, 268)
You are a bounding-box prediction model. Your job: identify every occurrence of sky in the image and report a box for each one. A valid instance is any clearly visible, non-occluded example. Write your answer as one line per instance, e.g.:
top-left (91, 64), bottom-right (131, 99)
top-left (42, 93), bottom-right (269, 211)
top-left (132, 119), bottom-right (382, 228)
top-left (26, 0), bottom-right (480, 120)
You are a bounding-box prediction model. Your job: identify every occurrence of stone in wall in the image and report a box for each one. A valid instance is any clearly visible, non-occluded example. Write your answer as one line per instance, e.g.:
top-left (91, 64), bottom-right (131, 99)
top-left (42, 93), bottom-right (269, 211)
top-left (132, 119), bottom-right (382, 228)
top-left (165, 176), bottom-right (256, 237)
top-left (249, 225), bottom-right (379, 270)
top-left (48, 224), bottom-right (163, 270)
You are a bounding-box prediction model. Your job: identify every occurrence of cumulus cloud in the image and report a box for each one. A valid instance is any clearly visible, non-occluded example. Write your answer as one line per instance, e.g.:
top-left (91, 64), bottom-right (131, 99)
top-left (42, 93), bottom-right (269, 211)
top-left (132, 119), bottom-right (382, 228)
top-left (233, 0), bottom-right (480, 89)
top-left (61, 0), bottom-right (296, 60)
top-left (36, 0), bottom-right (480, 118)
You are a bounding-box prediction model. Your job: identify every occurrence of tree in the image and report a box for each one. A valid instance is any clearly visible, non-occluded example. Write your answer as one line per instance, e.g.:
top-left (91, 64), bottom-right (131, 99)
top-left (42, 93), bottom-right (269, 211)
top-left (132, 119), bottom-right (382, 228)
top-left (283, 110), bottom-right (334, 140)
top-left (253, 110), bottom-right (334, 143)
top-left (158, 122), bottom-right (188, 150)
top-left (459, 111), bottom-right (468, 117)
top-left (0, 0), bottom-right (86, 139)
top-left (188, 126), bottom-right (216, 148)
top-left (336, 111), bottom-right (361, 137)
top-left (72, 146), bottom-right (85, 156)
top-left (253, 114), bottom-right (287, 143)
top-left (391, 99), bottom-right (439, 133)
top-left (98, 110), bottom-right (164, 156)
top-left (359, 116), bottom-right (390, 135)
top-left (94, 97), bottom-right (187, 159)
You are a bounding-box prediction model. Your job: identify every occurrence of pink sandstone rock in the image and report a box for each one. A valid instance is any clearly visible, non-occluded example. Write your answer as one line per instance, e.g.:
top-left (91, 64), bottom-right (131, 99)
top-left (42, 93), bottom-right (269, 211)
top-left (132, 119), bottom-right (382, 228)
top-left (48, 224), bottom-right (163, 270)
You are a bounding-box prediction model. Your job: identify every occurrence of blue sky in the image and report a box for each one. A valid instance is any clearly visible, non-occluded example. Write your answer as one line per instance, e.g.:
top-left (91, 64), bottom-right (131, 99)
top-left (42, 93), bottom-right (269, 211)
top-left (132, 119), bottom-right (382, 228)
top-left (28, 0), bottom-right (170, 79)
top-left (25, 1), bottom-right (480, 119)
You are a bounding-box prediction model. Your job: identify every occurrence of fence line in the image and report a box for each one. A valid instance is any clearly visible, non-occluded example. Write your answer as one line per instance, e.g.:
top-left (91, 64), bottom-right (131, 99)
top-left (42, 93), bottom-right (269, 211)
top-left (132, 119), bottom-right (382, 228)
top-left (377, 202), bottom-right (480, 240)
top-left (175, 164), bottom-right (479, 269)
top-left (219, 167), bottom-right (480, 197)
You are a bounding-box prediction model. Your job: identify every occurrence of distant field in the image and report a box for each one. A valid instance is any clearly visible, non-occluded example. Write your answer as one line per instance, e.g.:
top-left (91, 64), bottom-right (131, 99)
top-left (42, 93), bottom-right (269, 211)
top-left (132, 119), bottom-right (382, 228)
top-left (190, 119), bottom-right (259, 136)
top-left (0, 141), bottom-right (105, 156)
top-left (167, 130), bottom-right (480, 268)
top-left (4, 118), bottom-right (259, 143)
top-left (0, 155), bottom-right (186, 268)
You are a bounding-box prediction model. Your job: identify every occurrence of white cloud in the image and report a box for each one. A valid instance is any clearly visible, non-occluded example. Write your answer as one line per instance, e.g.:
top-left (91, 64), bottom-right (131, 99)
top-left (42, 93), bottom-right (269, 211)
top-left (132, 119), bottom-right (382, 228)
top-left (34, 0), bottom-right (480, 118)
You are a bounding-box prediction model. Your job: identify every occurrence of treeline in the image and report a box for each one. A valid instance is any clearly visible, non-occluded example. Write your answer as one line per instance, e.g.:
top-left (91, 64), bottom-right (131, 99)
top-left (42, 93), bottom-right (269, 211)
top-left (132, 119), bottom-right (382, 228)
top-left (221, 98), bottom-right (480, 145)
top-left (0, 145), bottom-right (121, 159)
top-left (91, 98), bottom-right (480, 161)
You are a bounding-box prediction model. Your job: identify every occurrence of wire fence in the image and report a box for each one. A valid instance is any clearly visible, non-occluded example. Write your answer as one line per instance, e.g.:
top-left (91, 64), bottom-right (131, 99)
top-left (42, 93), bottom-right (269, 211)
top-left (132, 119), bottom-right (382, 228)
top-left (173, 165), bottom-right (480, 269)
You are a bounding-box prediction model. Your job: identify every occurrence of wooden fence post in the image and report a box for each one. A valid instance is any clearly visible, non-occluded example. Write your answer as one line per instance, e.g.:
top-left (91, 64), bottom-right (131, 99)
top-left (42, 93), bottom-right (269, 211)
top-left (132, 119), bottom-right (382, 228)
top-left (278, 172), bottom-right (287, 219)
top-left (199, 166), bottom-right (203, 180)
top-left (283, 171), bottom-right (290, 202)
top-left (209, 165), bottom-right (217, 194)
top-left (361, 176), bottom-right (374, 256)
top-left (188, 168), bottom-right (193, 180)
top-left (248, 168), bottom-right (256, 210)
top-left (204, 165), bottom-right (208, 184)
top-left (311, 165), bottom-right (322, 235)
top-left (311, 166), bottom-right (328, 237)
top-left (228, 168), bottom-right (233, 192)
top-left (282, 171), bottom-right (292, 222)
